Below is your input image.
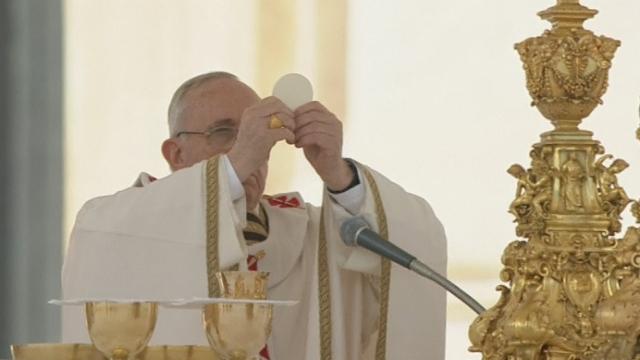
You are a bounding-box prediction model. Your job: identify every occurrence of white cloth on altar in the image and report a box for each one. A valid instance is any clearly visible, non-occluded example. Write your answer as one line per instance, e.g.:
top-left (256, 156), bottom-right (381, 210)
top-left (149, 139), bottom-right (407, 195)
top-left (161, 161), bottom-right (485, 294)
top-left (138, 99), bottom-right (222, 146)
top-left (62, 156), bottom-right (447, 359)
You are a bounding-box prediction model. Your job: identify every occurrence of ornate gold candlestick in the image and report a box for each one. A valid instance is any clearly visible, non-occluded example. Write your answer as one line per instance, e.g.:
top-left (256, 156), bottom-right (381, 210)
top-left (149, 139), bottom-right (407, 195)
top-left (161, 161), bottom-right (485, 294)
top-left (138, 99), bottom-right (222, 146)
top-left (469, 1), bottom-right (640, 359)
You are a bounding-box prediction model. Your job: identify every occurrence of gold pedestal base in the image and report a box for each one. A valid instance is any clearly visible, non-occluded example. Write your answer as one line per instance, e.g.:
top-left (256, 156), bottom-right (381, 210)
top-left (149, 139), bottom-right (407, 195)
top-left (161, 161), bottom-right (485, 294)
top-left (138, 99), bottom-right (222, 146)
top-left (11, 344), bottom-right (217, 360)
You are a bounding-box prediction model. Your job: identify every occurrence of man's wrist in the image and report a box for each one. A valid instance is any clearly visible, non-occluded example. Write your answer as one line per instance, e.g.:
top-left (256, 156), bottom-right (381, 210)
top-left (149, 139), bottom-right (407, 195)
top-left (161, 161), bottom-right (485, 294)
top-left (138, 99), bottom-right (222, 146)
top-left (227, 149), bottom-right (251, 183)
top-left (327, 160), bottom-right (359, 193)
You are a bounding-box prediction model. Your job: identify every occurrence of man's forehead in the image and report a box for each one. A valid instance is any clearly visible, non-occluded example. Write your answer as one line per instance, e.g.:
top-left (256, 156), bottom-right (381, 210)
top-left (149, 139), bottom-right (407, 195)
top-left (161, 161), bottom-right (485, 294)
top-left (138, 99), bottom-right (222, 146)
top-left (187, 77), bottom-right (257, 103)
top-left (180, 78), bottom-right (258, 127)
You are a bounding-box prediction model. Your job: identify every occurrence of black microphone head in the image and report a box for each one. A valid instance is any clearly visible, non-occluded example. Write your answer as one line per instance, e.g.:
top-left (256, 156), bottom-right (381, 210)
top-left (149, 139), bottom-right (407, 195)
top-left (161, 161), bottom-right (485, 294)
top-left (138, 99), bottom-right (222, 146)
top-left (340, 216), bottom-right (371, 247)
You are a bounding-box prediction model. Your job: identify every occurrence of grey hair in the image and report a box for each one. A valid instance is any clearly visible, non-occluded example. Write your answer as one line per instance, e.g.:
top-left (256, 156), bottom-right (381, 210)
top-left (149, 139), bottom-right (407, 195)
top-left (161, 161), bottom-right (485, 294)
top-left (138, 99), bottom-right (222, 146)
top-left (167, 71), bottom-right (238, 137)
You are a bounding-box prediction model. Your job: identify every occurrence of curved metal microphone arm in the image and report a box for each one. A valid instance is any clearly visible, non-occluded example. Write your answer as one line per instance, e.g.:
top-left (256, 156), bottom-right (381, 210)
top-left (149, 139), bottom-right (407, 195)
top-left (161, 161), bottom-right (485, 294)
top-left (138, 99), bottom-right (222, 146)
top-left (340, 216), bottom-right (485, 315)
top-left (409, 260), bottom-right (485, 315)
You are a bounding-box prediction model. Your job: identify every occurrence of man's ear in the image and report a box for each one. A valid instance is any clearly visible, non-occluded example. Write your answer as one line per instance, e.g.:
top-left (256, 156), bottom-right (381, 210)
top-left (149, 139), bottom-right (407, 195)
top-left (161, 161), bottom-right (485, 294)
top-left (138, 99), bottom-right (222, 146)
top-left (161, 138), bottom-right (182, 172)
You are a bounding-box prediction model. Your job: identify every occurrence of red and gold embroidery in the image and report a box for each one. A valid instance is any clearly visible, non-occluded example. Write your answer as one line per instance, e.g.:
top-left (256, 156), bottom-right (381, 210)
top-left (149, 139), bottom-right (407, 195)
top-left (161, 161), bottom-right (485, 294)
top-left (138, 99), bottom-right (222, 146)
top-left (267, 195), bottom-right (301, 208)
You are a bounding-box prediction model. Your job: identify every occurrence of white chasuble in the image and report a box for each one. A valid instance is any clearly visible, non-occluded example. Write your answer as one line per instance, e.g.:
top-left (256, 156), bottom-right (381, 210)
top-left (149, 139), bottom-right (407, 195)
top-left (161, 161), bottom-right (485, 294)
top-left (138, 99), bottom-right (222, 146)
top-left (62, 155), bottom-right (447, 360)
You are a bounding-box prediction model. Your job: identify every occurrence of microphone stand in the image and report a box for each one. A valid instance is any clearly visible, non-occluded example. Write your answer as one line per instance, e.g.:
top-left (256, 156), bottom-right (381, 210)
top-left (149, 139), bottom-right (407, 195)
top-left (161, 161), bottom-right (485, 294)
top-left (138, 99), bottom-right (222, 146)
top-left (342, 216), bottom-right (485, 315)
top-left (409, 259), bottom-right (485, 315)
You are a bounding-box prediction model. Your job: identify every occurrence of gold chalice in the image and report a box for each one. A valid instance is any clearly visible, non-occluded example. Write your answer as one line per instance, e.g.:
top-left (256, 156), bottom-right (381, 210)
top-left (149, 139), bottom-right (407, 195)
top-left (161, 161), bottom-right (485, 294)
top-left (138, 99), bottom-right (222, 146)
top-left (137, 345), bottom-right (218, 360)
top-left (203, 271), bottom-right (273, 360)
top-left (215, 271), bottom-right (269, 300)
top-left (86, 302), bottom-right (158, 360)
top-left (10, 343), bottom-right (105, 360)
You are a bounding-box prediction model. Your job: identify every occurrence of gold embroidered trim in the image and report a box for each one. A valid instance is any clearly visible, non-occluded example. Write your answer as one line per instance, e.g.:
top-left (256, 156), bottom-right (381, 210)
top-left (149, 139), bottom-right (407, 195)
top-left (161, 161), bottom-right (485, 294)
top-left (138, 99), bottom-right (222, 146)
top-left (317, 165), bottom-right (391, 360)
top-left (206, 157), bottom-right (221, 298)
top-left (362, 167), bottom-right (391, 360)
top-left (318, 208), bottom-right (333, 360)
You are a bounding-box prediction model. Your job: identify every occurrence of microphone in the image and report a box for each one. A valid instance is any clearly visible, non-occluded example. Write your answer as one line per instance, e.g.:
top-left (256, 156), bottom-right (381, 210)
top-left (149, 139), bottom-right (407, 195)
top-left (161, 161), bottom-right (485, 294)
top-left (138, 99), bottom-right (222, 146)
top-left (340, 216), bottom-right (485, 315)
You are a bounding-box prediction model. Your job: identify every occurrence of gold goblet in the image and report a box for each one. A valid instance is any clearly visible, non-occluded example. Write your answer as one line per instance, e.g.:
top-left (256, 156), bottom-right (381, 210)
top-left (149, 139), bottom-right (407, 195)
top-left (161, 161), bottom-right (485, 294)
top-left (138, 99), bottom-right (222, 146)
top-left (11, 343), bottom-right (105, 360)
top-left (86, 302), bottom-right (158, 360)
top-left (203, 271), bottom-right (273, 360)
top-left (137, 345), bottom-right (218, 360)
top-left (216, 271), bottom-right (269, 300)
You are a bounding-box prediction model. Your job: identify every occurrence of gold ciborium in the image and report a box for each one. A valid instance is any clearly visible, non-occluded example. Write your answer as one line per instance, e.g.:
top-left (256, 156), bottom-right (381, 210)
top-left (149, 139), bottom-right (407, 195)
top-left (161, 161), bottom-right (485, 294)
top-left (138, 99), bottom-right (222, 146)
top-left (10, 343), bottom-right (105, 360)
top-left (203, 271), bottom-right (273, 360)
top-left (86, 302), bottom-right (157, 360)
top-left (137, 345), bottom-right (218, 360)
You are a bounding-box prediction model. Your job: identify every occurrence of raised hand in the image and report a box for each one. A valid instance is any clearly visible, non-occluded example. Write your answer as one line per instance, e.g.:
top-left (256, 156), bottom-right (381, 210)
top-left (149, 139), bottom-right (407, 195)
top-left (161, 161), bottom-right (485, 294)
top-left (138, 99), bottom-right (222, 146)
top-left (227, 97), bottom-right (295, 183)
top-left (294, 101), bottom-right (354, 191)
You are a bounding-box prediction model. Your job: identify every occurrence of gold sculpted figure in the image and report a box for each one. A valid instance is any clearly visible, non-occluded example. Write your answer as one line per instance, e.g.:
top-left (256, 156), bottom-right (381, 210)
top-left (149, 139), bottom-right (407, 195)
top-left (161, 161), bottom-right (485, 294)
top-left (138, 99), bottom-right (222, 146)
top-left (561, 154), bottom-right (585, 212)
top-left (508, 164), bottom-right (534, 220)
top-left (529, 154), bottom-right (552, 218)
top-left (595, 155), bottom-right (631, 233)
top-left (595, 155), bottom-right (630, 208)
top-left (508, 150), bottom-right (553, 238)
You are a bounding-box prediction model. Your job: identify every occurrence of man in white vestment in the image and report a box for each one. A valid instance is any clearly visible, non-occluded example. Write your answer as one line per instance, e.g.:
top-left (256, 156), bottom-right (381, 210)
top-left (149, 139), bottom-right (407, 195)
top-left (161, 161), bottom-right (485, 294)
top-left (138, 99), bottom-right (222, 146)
top-left (62, 72), bottom-right (447, 360)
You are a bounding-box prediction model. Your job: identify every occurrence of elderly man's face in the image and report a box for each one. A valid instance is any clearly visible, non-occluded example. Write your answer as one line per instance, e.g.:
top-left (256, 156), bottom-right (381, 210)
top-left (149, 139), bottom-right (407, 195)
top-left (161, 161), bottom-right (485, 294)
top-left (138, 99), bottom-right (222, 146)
top-left (163, 78), bottom-right (267, 209)
top-left (177, 78), bottom-right (259, 164)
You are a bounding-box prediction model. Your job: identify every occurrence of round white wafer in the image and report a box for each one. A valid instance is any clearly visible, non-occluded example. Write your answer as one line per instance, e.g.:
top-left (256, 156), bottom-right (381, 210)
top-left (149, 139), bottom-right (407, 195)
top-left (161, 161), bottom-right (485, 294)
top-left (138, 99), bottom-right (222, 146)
top-left (272, 73), bottom-right (313, 110)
